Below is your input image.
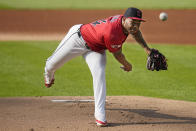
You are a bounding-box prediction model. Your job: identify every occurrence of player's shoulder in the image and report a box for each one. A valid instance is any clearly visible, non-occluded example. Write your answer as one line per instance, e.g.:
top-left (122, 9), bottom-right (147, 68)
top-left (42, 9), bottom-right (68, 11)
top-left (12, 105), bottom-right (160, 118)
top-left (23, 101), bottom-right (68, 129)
top-left (107, 15), bottom-right (123, 22)
top-left (106, 15), bottom-right (123, 30)
top-left (108, 15), bottom-right (123, 31)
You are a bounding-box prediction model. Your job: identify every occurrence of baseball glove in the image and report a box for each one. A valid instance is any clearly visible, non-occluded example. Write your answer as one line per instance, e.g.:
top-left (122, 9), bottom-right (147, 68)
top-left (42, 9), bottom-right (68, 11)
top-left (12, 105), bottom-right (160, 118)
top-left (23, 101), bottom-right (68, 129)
top-left (147, 49), bottom-right (168, 71)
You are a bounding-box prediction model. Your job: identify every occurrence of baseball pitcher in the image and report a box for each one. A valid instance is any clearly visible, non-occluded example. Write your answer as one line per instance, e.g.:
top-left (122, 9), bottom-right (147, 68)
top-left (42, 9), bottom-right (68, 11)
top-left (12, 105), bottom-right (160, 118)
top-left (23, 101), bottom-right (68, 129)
top-left (44, 7), bottom-right (167, 127)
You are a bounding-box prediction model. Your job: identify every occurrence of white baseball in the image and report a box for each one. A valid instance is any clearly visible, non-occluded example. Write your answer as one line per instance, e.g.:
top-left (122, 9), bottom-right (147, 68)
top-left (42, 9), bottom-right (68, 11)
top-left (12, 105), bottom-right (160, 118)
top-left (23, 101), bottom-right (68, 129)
top-left (159, 12), bottom-right (168, 21)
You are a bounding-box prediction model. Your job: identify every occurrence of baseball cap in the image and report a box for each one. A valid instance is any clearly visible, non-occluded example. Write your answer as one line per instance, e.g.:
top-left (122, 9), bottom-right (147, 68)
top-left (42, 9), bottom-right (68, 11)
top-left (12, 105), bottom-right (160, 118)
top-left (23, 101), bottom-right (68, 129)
top-left (124, 7), bottom-right (145, 22)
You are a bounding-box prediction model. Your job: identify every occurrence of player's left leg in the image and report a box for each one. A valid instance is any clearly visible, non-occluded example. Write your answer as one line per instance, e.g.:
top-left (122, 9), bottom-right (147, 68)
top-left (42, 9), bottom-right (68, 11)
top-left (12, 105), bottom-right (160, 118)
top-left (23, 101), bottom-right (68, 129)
top-left (44, 24), bottom-right (88, 87)
top-left (83, 51), bottom-right (107, 125)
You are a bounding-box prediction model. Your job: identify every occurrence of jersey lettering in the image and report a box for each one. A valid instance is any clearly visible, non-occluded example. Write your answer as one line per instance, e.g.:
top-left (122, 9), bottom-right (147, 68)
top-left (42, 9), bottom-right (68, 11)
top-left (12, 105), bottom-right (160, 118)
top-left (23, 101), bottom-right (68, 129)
top-left (111, 44), bottom-right (122, 49)
top-left (110, 15), bottom-right (120, 22)
top-left (92, 19), bottom-right (107, 26)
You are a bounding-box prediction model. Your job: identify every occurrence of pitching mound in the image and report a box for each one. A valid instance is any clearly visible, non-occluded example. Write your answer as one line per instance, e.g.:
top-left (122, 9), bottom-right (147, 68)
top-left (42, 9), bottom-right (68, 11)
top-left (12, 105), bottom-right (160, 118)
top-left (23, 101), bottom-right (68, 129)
top-left (0, 96), bottom-right (196, 131)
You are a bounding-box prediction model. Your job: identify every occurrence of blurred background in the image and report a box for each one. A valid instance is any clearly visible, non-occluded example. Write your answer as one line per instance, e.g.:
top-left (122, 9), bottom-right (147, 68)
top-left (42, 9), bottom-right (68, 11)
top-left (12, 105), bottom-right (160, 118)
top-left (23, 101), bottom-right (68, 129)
top-left (0, 0), bottom-right (196, 44)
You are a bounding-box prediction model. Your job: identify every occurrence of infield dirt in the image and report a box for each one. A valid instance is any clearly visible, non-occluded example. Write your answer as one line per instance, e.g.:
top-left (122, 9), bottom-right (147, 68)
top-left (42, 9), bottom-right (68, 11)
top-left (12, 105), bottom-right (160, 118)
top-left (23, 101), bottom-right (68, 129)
top-left (0, 9), bottom-right (196, 44)
top-left (0, 96), bottom-right (196, 131)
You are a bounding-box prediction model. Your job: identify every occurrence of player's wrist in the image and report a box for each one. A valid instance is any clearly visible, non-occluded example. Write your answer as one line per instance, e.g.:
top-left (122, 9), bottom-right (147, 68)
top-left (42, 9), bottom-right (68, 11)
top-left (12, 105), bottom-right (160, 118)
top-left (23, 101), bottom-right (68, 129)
top-left (145, 47), bottom-right (151, 55)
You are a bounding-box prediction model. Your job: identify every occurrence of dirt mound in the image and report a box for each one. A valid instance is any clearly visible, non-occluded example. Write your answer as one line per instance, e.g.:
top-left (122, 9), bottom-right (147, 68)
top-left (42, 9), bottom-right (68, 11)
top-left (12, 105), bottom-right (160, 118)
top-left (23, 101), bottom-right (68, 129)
top-left (0, 96), bottom-right (196, 131)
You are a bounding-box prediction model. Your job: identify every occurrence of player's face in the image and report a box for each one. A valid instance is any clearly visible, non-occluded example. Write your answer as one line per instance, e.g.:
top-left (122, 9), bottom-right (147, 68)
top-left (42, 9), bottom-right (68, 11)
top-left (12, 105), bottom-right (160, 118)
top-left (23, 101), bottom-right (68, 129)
top-left (124, 18), bottom-right (141, 34)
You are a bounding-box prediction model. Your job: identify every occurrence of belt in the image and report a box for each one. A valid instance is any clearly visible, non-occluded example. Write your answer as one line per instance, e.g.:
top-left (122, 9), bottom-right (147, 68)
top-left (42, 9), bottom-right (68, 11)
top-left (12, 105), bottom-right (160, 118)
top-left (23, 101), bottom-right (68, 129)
top-left (77, 31), bottom-right (90, 50)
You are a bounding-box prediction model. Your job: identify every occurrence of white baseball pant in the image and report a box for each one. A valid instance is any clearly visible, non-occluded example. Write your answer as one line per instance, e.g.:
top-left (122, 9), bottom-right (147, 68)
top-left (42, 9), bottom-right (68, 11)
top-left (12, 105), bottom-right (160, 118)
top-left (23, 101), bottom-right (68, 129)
top-left (45, 24), bottom-right (107, 122)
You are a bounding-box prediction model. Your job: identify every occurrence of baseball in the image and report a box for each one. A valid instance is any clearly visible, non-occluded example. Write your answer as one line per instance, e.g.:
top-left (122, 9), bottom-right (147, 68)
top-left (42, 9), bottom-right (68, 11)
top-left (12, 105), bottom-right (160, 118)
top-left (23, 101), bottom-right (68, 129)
top-left (159, 12), bottom-right (168, 21)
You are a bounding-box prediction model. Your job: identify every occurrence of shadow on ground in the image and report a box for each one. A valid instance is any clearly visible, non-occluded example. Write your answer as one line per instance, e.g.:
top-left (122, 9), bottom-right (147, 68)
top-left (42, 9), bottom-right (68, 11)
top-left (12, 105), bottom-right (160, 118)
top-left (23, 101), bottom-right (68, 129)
top-left (107, 108), bottom-right (196, 127)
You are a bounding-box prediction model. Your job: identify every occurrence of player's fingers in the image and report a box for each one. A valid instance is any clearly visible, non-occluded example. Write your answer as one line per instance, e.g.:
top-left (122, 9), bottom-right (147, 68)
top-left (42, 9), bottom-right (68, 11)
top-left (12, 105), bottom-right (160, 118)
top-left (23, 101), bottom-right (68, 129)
top-left (120, 66), bottom-right (132, 72)
top-left (120, 66), bottom-right (125, 70)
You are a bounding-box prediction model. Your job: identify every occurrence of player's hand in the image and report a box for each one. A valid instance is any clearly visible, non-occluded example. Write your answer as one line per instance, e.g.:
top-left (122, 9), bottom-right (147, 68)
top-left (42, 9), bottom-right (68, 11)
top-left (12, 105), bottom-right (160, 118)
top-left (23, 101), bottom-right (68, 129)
top-left (144, 47), bottom-right (152, 55)
top-left (120, 63), bottom-right (132, 72)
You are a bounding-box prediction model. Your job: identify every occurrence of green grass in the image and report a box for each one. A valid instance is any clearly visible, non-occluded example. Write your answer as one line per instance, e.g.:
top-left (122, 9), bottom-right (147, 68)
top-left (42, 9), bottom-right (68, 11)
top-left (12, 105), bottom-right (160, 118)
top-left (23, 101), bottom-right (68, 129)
top-left (0, 41), bottom-right (196, 102)
top-left (0, 0), bottom-right (196, 10)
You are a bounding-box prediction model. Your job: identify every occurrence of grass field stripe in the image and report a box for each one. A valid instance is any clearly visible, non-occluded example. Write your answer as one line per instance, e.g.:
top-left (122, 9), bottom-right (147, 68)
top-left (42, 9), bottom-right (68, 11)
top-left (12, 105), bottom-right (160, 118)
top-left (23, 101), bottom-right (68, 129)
top-left (1, 0), bottom-right (196, 9)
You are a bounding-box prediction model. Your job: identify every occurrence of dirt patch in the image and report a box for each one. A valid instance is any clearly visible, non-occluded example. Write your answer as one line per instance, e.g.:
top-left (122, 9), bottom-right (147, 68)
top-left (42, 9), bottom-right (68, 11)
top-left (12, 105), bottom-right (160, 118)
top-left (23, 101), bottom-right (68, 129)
top-left (0, 9), bottom-right (196, 44)
top-left (0, 96), bottom-right (196, 131)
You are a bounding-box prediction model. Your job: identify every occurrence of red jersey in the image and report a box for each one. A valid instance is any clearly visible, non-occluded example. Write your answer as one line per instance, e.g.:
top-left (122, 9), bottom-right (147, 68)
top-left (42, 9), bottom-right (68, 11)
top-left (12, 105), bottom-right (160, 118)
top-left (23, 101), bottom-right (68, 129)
top-left (80, 15), bottom-right (128, 53)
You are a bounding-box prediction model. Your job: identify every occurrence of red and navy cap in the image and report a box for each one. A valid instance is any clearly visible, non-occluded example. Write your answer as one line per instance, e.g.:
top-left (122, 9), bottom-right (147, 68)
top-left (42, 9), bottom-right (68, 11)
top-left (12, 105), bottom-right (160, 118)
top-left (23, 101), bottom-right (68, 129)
top-left (124, 7), bottom-right (145, 22)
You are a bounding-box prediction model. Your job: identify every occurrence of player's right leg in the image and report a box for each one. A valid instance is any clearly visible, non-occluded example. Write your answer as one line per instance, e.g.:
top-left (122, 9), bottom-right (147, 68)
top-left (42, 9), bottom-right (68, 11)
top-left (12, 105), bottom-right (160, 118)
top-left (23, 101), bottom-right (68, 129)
top-left (44, 24), bottom-right (87, 87)
top-left (83, 51), bottom-right (107, 126)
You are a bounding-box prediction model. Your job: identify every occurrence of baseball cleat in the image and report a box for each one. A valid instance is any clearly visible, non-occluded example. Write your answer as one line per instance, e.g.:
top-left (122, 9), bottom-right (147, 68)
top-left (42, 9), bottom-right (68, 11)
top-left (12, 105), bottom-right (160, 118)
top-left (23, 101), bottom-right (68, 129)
top-left (44, 77), bottom-right (55, 88)
top-left (96, 120), bottom-right (108, 127)
top-left (44, 68), bottom-right (55, 88)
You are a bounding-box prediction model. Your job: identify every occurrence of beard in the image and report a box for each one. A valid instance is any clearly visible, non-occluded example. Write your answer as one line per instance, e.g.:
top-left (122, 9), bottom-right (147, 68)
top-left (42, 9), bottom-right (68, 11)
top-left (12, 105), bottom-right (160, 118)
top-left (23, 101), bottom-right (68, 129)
top-left (129, 27), bottom-right (138, 34)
